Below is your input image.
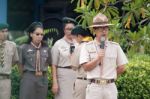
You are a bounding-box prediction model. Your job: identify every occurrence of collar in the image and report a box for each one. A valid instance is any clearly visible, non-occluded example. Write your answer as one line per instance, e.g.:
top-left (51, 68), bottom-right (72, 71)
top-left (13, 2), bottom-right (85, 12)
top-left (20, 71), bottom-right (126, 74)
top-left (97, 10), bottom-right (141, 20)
top-left (0, 40), bottom-right (6, 46)
top-left (94, 38), bottom-right (109, 47)
top-left (63, 37), bottom-right (73, 44)
top-left (31, 42), bottom-right (41, 49)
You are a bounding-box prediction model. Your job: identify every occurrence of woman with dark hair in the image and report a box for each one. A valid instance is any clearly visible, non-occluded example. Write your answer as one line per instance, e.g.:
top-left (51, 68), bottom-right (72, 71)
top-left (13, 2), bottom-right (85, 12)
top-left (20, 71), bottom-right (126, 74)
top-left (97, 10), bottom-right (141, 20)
top-left (18, 22), bottom-right (51, 99)
top-left (51, 17), bottom-right (77, 99)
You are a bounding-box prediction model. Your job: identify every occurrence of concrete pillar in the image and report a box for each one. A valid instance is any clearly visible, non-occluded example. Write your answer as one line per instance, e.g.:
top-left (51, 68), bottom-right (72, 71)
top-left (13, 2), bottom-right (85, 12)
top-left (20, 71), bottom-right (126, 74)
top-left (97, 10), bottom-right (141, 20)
top-left (0, 0), bottom-right (7, 23)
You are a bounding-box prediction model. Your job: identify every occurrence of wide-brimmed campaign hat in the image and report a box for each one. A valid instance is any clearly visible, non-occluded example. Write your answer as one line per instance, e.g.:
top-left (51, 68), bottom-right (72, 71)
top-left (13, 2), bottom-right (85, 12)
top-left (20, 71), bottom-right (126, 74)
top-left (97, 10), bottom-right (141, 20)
top-left (89, 13), bottom-right (113, 28)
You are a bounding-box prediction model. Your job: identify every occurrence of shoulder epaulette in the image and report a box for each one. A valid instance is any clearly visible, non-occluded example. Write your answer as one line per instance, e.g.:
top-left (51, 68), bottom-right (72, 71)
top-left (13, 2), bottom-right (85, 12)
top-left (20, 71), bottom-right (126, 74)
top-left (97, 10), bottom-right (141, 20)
top-left (86, 41), bottom-right (94, 45)
top-left (6, 40), bottom-right (16, 45)
top-left (85, 41), bottom-right (96, 52)
top-left (109, 41), bottom-right (119, 45)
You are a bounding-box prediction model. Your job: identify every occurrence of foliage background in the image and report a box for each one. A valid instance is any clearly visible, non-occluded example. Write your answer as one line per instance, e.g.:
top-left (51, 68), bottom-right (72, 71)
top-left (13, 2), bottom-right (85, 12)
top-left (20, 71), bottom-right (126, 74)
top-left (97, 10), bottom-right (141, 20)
top-left (71, 0), bottom-right (150, 55)
top-left (10, 0), bottom-right (150, 99)
top-left (116, 54), bottom-right (150, 99)
top-left (11, 54), bottom-right (150, 99)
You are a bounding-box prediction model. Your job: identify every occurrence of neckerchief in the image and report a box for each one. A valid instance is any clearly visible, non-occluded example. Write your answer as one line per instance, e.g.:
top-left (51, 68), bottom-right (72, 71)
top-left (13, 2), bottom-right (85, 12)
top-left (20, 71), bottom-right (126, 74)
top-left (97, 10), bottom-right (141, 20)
top-left (31, 42), bottom-right (42, 76)
top-left (0, 41), bottom-right (5, 67)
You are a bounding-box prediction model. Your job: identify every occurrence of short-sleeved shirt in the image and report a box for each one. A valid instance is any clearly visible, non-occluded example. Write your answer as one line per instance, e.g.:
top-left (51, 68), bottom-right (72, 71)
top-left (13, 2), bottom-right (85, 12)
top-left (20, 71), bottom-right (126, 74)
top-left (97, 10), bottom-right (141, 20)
top-left (51, 38), bottom-right (73, 67)
top-left (80, 40), bottom-right (128, 79)
top-left (71, 42), bottom-right (86, 78)
top-left (0, 40), bottom-right (19, 75)
top-left (19, 44), bottom-right (51, 72)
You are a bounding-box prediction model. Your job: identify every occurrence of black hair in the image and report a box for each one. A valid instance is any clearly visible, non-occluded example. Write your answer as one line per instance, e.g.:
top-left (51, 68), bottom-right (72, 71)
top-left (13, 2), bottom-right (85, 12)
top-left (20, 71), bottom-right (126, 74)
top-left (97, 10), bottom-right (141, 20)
top-left (25, 22), bottom-right (47, 46)
top-left (71, 25), bottom-right (91, 37)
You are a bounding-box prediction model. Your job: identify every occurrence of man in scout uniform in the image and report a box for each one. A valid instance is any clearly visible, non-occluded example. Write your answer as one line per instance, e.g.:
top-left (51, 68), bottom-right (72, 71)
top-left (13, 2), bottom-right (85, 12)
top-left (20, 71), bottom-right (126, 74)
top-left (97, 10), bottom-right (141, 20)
top-left (71, 25), bottom-right (93, 99)
top-left (79, 13), bottom-right (128, 99)
top-left (0, 23), bottom-right (19, 99)
top-left (51, 17), bottom-right (77, 99)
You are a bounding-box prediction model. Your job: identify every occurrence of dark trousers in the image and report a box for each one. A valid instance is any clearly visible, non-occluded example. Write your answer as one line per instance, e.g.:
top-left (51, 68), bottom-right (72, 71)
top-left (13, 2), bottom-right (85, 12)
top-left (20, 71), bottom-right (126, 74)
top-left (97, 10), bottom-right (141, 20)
top-left (19, 71), bottom-right (48, 99)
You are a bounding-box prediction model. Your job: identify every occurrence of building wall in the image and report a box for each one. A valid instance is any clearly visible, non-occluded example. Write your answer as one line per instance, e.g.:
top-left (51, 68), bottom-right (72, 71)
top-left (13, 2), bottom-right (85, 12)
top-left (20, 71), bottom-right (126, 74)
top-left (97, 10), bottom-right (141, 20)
top-left (8, 0), bottom-right (34, 30)
top-left (0, 0), bottom-right (7, 23)
top-left (7, 0), bottom-right (78, 30)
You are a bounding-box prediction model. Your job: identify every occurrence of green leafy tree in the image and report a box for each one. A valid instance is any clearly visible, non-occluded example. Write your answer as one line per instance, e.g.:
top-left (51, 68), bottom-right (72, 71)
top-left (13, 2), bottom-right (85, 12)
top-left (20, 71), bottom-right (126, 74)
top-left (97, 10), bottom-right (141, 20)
top-left (72, 0), bottom-right (150, 54)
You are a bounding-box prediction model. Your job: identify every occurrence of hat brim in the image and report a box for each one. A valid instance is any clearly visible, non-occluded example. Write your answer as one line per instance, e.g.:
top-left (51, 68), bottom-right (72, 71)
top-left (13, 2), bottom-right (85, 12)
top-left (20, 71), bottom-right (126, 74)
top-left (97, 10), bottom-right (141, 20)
top-left (89, 24), bottom-right (114, 28)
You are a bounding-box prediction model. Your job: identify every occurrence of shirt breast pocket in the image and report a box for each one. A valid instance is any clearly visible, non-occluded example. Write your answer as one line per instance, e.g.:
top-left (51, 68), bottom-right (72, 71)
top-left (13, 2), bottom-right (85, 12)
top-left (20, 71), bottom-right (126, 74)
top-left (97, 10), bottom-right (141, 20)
top-left (5, 49), bottom-right (14, 63)
top-left (41, 51), bottom-right (49, 66)
top-left (89, 52), bottom-right (97, 60)
top-left (59, 47), bottom-right (69, 57)
top-left (6, 49), bottom-right (13, 56)
top-left (26, 51), bottom-right (35, 65)
top-left (105, 55), bottom-right (117, 67)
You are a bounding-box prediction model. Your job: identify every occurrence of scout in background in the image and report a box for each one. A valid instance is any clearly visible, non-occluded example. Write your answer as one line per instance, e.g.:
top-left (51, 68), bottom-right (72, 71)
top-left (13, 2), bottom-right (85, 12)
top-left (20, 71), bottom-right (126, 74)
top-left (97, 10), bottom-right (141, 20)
top-left (71, 25), bottom-right (93, 99)
top-left (51, 17), bottom-right (77, 99)
top-left (18, 22), bottom-right (51, 99)
top-left (0, 23), bottom-right (19, 99)
top-left (80, 13), bottom-right (128, 99)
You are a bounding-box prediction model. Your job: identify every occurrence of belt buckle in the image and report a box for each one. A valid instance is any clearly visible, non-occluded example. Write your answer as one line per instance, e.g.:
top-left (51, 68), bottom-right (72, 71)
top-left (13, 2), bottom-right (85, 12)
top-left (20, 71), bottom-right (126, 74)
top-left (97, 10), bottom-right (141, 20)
top-left (99, 80), bottom-right (107, 84)
top-left (35, 71), bottom-right (43, 76)
top-left (81, 77), bottom-right (85, 80)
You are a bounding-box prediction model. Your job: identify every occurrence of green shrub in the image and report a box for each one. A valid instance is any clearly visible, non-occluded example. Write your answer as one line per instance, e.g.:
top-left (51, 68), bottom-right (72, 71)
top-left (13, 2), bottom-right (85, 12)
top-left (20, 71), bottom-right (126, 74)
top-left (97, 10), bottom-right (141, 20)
top-left (11, 67), bottom-right (20, 99)
top-left (11, 54), bottom-right (150, 99)
top-left (116, 54), bottom-right (150, 99)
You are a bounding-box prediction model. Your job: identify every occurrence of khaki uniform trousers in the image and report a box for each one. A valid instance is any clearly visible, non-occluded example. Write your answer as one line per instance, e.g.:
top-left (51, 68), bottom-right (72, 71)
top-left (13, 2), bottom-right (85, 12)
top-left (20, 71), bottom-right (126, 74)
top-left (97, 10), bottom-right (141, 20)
top-left (55, 68), bottom-right (76, 99)
top-left (73, 79), bottom-right (88, 99)
top-left (0, 79), bottom-right (11, 99)
top-left (86, 83), bottom-right (118, 99)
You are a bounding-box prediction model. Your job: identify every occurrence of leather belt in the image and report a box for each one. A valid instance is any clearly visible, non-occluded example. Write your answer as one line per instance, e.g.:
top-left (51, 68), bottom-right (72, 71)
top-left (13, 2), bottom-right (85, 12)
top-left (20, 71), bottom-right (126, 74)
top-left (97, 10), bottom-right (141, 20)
top-left (0, 74), bottom-right (10, 79)
top-left (57, 66), bottom-right (72, 69)
top-left (89, 79), bottom-right (115, 84)
top-left (23, 71), bottom-right (47, 76)
top-left (77, 77), bottom-right (87, 80)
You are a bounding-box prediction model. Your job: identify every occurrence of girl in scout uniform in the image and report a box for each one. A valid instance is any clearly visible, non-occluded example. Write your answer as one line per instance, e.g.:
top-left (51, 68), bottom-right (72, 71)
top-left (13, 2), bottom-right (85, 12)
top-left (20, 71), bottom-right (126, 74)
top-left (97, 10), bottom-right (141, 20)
top-left (71, 25), bottom-right (93, 99)
top-left (18, 22), bottom-right (51, 99)
top-left (51, 17), bottom-right (77, 99)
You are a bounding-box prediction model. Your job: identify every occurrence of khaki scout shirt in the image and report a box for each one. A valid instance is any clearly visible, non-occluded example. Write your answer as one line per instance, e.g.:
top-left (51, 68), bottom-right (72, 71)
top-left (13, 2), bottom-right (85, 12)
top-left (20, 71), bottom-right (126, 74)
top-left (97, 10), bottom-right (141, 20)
top-left (0, 40), bottom-right (19, 75)
top-left (19, 44), bottom-right (51, 71)
top-left (80, 40), bottom-right (128, 79)
top-left (51, 38), bottom-right (73, 67)
top-left (71, 42), bottom-right (86, 78)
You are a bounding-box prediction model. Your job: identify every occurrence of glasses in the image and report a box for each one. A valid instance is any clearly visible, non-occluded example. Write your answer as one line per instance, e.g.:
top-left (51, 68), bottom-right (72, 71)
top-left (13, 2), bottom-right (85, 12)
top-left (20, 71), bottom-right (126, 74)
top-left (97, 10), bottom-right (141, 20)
top-left (34, 32), bottom-right (44, 36)
top-left (65, 28), bottom-right (74, 31)
top-left (94, 26), bottom-right (109, 31)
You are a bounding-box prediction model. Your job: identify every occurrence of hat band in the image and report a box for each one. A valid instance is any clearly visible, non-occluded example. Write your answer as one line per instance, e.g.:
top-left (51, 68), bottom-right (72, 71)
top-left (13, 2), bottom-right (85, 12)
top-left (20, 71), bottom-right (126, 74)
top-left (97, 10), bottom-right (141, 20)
top-left (93, 22), bottom-right (109, 25)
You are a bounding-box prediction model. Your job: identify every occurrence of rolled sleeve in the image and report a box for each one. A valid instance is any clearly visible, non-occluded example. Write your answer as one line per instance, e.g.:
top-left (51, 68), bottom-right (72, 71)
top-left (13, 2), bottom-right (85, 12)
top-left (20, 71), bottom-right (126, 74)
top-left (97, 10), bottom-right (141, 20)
top-left (47, 48), bottom-right (52, 66)
top-left (79, 44), bottom-right (90, 65)
top-left (51, 44), bottom-right (59, 66)
top-left (117, 45), bottom-right (128, 66)
top-left (18, 45), bottom-right (25, 65)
